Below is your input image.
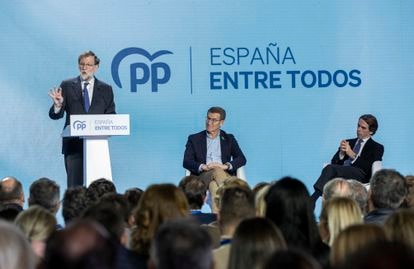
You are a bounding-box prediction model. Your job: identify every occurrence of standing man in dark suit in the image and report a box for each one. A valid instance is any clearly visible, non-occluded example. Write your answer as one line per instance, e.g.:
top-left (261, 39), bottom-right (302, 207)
top-left (183, 106), bottom-right (246, 212)
top-left (311, 114), bottom-right (384, 207)
top-left (48, 51), bottom-right (116, 187)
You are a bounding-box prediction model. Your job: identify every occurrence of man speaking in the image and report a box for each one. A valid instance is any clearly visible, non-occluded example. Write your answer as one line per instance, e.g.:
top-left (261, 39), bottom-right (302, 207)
top-left (48, 51), bottom-right (116, 187)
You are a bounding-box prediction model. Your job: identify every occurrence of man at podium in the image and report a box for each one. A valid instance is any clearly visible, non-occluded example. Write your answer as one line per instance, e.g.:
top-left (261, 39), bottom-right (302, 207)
top-left (48, 51), bottom-right (116, 187)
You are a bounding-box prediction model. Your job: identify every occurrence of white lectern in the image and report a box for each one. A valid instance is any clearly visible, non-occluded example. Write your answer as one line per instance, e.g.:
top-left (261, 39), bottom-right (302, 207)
top-left (62, 114), bottom-right (130, 186)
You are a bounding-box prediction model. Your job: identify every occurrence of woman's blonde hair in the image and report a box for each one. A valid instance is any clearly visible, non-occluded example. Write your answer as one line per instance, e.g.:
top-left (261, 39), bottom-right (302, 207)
top-left (384, 209), bottom-right (414, 249)
top-left (319, 197), bottom-right (363, 246)
top-left (14, 205), bottom-right (57, 241)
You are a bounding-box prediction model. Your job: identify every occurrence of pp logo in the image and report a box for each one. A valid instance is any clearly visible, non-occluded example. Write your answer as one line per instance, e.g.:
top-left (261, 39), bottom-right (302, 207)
top-left (111, 47), bottom-right (173, 92)
top-left (73, 120), bottom-right (86, 130)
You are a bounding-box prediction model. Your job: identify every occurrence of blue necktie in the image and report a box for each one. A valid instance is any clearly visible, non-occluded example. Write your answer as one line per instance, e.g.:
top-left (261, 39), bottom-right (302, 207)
top-left (344, 139), bottom-right (362, 166)
top-left (83, 82), bottom-right (90, 112)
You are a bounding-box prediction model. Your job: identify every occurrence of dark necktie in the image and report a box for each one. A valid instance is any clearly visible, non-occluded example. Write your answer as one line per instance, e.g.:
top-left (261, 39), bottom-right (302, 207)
top-left (344, 139), bottom-right (362, 166)
top-left (83, 82), bottom-right (90, 112)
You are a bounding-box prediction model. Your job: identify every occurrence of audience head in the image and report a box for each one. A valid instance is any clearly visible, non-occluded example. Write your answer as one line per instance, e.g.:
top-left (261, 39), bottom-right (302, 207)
top-left (99, 193), bottom-right (130, 224)
top-left (330, 223), bottom-right (387, 267)
top-left (252, 181), bottom-right (270, 195)
top-left (62, 186), bottom-right (88, 225)
top-left (149, 219), bottom-right (213, 269)
top-left (0, 176), bottom-right (25, 221)
top-left (130, 184), bottom-right (189, 256)
top-left (319, 197), bottom-right (363, 246)
top-left (402, 175), bottom-right (414, 208)
top-left (86, 178), bottom-right (116, 204)
top-left (228, 217), bottom-right (287, 269)
top-left (0, 220), bottom-right (36, 269)
top-left (255, 184), bottom-right (270, 217)
top-left (384, 209), bottom-right (414, 249)
top-left (43, 220), bottom-right (116, 269)
top-left (337, 241), bottom-right (414, 269)
top-left (218, 185), bottom-right (255, 236)
top-left (214, 176), bottom-right (250, 210)
top-left (322, 177), bottom-right (351, 205)
top-left (347, 179), bottom-right (369, 214)
top-left (369, 169), bottom-right (407, 210)
top-left (28, 177), bottom-right (60, 214)
top-left (263, 249), bottom-right (322, 269)
top-left (14, 205), bottom-right (57, 259)
top-left (179, 175), bottom-right (207, 210)
top-left (265, 177), bottom-right (320, 250)
top-left (82, 201), bottom-right (127, 246)
top-left (0, 176), bottom-right (24, 206)
top-left (123, 187), bottom-right (144, 227)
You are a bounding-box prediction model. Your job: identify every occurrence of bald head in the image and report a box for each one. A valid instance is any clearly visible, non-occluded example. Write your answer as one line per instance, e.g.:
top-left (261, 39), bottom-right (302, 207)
top-left (0, 177), bottom-right (24, 206)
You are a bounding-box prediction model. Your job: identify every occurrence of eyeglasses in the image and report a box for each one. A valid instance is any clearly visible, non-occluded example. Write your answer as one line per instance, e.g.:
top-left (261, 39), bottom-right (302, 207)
top-left (79, 63), bottom-right (95, 67)
top-left (206, 117), bottom-right (221, 123)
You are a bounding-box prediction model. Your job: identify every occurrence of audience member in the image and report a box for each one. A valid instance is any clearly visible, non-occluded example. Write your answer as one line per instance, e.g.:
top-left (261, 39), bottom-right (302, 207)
top-left (100, 193), bottom-right (130, 225)
top-left (330, 223), bottom-right (387, 267)
top-left (265, 177), bottom-right (329, 267)
top-left (401, 175), bottom-right (414, 208)
top-left (228, 217), bottom-right (287, 269)
top-left (86, 178), bottom-right (117, 204)
top-left (62, 186), bottom-right (88, 225)
top-left (255, 183), bottom-right (270, 217)
top-left (0, 220), bottom-right (36, 269)
top-left (318, 197), bottom-right (363, 246)
top-left (179, 175), bottom-right (217, 224)
top-left (0, 176), bottom-right (25, 221)
top-left (213, 185), bottom-right (255, 269)
top-left (337, 241), bottom-right (414, 269)
top-left (263, 249), bottom-right (322, 269)
top-left (252, 181), bottom-right (270, 195)
top-left (214, 176), bottom-right (250, 212)
top-left (123, 187), bottom-right (143, 227)
top-left (347, 179), bottom-right (369, 214)
top-left (28, 177), bottom-right (61, 215)
top-left (384, 209), bottom-right (414, 249)
top-left (149, 219), bottom-right (214, 269)
top-left (82, 201), bottom-right (145, 269)
top-left (322, 177), bottom-right (351, 205)
top-left (42, 220), bottom-right (117, 269)
top-left (129, 184), bottom-right (189, 261)
top-left (14, 205), bottom-right (57, 262)
top-left (364, 169), bottom-right (407, 224)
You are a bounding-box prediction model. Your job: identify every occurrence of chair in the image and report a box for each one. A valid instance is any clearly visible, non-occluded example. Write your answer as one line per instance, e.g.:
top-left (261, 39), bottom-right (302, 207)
top-left (363, 160), bottom-right (383, 190)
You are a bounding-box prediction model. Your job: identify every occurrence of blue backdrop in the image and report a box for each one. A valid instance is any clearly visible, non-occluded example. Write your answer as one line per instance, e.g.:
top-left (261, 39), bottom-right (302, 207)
top-left (1, 1), bottom-right (413, 210)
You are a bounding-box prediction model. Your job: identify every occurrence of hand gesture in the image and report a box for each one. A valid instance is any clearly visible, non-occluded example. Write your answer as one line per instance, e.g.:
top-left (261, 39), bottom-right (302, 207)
top-left (48, 87), bottom-right (63, 108)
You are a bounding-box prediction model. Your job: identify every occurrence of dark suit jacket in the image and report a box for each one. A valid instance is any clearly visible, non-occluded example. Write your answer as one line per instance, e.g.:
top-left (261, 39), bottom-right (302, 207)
top-left (49, 76), bottom-right (116, 155)
top-left (331, 137), bottom-right (384, 180)
top-left (183, 130), bottom-right (246, 175)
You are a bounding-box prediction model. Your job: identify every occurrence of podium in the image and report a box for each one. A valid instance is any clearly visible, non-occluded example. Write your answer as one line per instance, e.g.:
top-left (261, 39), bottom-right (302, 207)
top-left (62, 114), bottom-right (130, 186)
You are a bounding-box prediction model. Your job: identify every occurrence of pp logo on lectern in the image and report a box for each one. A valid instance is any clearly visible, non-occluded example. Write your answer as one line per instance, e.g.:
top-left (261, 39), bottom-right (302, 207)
top-left (73, 120), bottom-right (86, 130)
top-left (111, 47), bottom-right (173, 92)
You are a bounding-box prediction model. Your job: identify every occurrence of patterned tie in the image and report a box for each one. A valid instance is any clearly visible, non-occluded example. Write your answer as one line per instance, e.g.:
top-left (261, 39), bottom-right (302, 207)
top-left (83, 82), bottom-right (90, 112)
top-left (344, 139), bottom-right (362, 166)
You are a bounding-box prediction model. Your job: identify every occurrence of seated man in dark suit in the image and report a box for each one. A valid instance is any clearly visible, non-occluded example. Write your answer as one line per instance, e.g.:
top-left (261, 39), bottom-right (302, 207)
top-left (311, 114), bottom-right (384, 207)
top-left (183, 106), bottom-right (246, 213)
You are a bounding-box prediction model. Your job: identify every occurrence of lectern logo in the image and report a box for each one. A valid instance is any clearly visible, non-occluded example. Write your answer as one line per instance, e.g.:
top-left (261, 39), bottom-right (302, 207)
top-left (111, 47), bottom-right (173, 92)
top-left (73, 120), bottom-right (86, 130)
